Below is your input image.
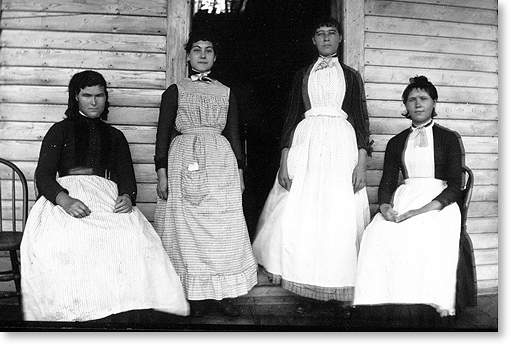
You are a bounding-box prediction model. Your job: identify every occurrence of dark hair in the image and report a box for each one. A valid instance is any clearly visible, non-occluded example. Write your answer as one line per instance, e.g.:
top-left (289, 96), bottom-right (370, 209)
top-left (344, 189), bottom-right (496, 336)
top-left (185, 30), bottom-right (219, 55)
top-left (401, 75), bottom-right (438, 119)
top-left (65, 70), bottom-right (109, 120)
top-left (311, 16), bottom-right (343, 37)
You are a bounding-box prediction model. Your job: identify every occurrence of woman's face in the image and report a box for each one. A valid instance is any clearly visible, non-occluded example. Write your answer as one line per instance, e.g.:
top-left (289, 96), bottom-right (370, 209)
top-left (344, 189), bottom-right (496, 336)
top-left (75, 85), bottom-right (106, 119)
top-left (405, 88), bottom-right (436, 126)
top-left (187, 40), bottom-right (216, 72)
top-left (312, 26), bottom-right (341, 57)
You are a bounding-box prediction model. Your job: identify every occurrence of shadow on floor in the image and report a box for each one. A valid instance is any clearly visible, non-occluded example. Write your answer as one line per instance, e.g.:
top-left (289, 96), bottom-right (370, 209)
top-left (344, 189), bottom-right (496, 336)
top-left (0, 293), bottom-right (497, 331)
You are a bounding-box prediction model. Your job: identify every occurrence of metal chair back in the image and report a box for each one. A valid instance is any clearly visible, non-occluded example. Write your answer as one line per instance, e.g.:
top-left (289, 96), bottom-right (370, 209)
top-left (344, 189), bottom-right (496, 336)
top-left (0, 158), bottom-right (29, 233)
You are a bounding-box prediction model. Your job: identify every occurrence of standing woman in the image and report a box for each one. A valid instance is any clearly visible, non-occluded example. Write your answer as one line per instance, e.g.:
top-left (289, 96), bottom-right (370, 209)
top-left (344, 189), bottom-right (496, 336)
top-left (154, 31), bottom-right (257, 316)
top-left (253, 17), bottom-right (371, 305)
top-left (21, 70), bottom-right (189, 321)
top-left (354, 76), bottom-right (471, 317)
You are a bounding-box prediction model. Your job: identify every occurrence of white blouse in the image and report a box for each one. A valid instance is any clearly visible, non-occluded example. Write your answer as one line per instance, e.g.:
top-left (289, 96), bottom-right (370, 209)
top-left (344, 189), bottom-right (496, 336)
top-left (404, 121), bottom-right (435, 178)
top-left (305, 57), bottom-right (346, 118)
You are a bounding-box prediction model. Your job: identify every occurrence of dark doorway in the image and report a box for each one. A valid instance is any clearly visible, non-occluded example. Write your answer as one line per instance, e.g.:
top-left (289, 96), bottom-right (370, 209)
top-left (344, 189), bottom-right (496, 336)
top-left (191, 0), bottom-right (333, 239)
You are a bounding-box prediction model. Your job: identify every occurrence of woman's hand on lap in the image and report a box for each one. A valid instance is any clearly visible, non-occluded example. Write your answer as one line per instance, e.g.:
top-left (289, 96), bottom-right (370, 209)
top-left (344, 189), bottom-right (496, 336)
top-left (395, 201), bottom-right (441, 223)
top-left (56, 192), bottom-right (91, 218)
top-left (114, 194), bottom-right (132, 213)
top-left (395, 209), bottom-right (420, 223)
top-left (380, 203), bottom-right (398, 222)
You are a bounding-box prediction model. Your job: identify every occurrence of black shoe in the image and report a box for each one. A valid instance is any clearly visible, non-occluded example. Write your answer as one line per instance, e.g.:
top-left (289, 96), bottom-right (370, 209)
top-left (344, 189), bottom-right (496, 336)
top-left (218, 299), bottom-right (241, 317)
top-left (342, 306), bottom-right (353, 320)
top-left (189, 300), bottom-right (206, 317)
top-left (296, 302), bottom-right (314, 315)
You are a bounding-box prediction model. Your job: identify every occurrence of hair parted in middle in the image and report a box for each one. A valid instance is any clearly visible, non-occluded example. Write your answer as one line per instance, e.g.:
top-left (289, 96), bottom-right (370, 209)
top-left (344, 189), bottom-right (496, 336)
top-left (185, 30), bottom-right (220, 55)
top-left (65, 70), bottom-right (109, 121)
top-left (311, 16), bottom-right (343, 37)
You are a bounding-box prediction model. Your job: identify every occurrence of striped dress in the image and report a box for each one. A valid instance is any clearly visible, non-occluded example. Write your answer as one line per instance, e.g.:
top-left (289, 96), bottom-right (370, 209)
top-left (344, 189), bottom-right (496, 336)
top-left (21, 175), bottom-right (190, 321)
top-left (154, 79), bottom-right (257, 301)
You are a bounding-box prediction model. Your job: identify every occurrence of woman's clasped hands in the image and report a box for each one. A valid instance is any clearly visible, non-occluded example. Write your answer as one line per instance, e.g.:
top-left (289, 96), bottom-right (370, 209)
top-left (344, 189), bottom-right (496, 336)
top-left (56, 191), bottom-right (132, 218)
top-left (380, 203), bottom-right (421, 223)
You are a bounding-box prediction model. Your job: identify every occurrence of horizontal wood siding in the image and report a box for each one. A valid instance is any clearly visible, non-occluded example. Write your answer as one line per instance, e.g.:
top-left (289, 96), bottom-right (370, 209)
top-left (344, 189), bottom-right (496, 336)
top-left (0, 0), bottom-right (167, 259)
top-left (0, 0), bottom-right (499, 298)
top-left (363, 0), bottom-right (498, 295)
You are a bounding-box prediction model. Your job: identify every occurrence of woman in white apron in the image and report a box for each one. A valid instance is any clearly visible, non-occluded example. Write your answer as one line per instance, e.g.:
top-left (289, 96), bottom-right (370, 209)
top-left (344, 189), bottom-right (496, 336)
top-left (253, 17), bottom-right (371, 304)
top-left (354, 76), bottom-right (473, 317)
top-left (21, 70), bottom-right (189, 321)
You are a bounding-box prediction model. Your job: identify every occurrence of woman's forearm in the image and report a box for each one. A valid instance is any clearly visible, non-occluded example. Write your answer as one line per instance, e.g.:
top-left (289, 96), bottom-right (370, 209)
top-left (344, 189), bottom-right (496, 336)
top-left (357, 148), bottom-right (367, 168)
top-left (417, 200), bottom-right (443, 214)
top-left (157, 167), bottom-right (167, 181)
top-left (55, 190), bottom-right (71, 207)
top-left (280, 147), bottom-right (290, 167)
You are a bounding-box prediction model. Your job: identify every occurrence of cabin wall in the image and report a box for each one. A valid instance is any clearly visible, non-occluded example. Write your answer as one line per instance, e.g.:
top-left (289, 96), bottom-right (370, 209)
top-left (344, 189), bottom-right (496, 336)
top-left (0, 0), bottom-right (169, 290)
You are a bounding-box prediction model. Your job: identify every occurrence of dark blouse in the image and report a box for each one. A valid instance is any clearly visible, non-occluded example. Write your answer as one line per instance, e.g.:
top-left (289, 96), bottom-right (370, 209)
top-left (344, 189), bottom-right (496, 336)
top-left (378, 123), bottom-right (463, 208)
top-left (35, 114), bottom-right (137, 205)
top-left (154, 83), bottom-right (244, 170)
top-left (279, 58), bottom-right (372, 154)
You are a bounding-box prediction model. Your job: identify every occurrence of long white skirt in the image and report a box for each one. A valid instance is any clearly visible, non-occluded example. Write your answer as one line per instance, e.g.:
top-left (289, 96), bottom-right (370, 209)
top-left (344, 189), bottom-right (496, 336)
top-left (21, 175), bottom-right (190, 321)
top-left (354, 178), bottom-right (461, 315)
top-left (253, 115), bottom-right (370, 300)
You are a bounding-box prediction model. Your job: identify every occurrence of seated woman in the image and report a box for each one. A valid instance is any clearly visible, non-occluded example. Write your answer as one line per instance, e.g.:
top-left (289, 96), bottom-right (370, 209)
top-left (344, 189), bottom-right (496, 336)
top-left (21, 70), bottom-right (190, 321)
top-left (354, 76), bottom-right (470, 317)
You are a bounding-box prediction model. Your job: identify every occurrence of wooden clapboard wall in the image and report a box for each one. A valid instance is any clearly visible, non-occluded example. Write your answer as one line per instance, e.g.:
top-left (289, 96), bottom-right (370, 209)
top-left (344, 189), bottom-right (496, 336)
top-left (350, 0), bottom-right (498, 295)
top-left (0, 0), bottom-right (498, 297)
top-left (0, 0), bottom-right (170, 289)
top-left (0, 0), bottom-right (171, 215)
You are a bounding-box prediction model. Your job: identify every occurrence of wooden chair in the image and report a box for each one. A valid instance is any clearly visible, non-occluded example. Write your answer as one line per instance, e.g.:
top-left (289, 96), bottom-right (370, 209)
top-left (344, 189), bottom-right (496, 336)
top-left (0, 158), bottom-right (29, 303)
top-left (458, 166), bottom-right (474, 232)
top-left (456, 166), bottom-right (478, 311)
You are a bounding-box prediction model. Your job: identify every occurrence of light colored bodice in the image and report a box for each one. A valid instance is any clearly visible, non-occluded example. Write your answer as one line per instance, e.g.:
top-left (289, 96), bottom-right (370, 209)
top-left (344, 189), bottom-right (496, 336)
top-left (175, 78), bottom-right (230, 134)
top-left (305, 58), bottom-right (347, 119)
top-left (404, 122), bottom-right (435, 178)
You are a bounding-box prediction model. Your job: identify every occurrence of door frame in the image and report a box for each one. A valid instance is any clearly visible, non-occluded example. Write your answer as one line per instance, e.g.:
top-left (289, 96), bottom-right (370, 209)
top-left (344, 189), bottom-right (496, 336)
top-left (166, 0), bottom-right (192, 87)
top-left (336, 0), bottom-right (365, 74)
top-left (166, 0), bottom-right (366, 87)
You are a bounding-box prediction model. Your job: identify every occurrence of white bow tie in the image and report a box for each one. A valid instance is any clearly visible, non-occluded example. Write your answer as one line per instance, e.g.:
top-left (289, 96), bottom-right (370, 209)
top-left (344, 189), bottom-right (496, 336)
top-left (190, 72), bottom-right (212, 82)
top-left (313, 55), bottom-right (336, 72)
top-left (410, 121), bottom-right (433, 147)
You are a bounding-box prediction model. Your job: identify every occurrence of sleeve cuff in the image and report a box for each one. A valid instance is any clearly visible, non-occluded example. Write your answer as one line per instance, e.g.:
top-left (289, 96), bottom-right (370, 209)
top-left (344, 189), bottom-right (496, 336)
top-left (154, 157), bottom-right (167, 171)
top-left (47, 187), bottom-right (68, 205)
top-left (119, 190), bottom-right (137, 205)
top-left (279, 142), bottom-right (291, 151)
top-left (378, 199), bottom-right (392, 207)
top-left (378, 191), bottom-right (393, 206)
top-left (433, 196), bottom-right (450, 209)
top-left (357, 138), bottom-right (373, 157)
